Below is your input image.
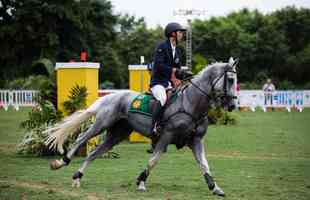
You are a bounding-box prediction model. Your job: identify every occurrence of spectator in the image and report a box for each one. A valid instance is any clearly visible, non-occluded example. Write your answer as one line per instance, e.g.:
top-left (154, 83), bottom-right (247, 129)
top-left (263, 78), bottom-right (276, 105)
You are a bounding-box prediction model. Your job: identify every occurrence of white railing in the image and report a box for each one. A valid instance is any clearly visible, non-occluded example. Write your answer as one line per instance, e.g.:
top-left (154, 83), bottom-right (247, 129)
top-left (0, 90), bottom-right (39, 111)
top-left (1, 89), bottom-right (309, 112)
top-left (238, 90), bottom-right (310, 112)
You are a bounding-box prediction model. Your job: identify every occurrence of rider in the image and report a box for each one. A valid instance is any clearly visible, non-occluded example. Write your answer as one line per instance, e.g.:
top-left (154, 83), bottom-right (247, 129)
top-left (150, 22), bottom-right (186, 134)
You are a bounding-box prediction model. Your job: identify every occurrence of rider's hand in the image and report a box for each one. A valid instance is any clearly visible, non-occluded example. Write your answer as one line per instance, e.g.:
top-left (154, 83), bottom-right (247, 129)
top-left (171, 68), bottom-right (182, 87)
top-left (172, 78), bottom-right (182, 87)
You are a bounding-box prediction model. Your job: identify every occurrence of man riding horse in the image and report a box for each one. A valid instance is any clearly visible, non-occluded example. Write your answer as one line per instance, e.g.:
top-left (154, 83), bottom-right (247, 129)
top-left (45, 22), bottom-right (238, 197)
top-left (150, 22), bottom-right (190, 135)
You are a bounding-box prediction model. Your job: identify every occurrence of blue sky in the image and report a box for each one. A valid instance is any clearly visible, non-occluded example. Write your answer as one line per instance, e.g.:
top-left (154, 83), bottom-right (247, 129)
top-left (109, 0), bottom-right (310, 28)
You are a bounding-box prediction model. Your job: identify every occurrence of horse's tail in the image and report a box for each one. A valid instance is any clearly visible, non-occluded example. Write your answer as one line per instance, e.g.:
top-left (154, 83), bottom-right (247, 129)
top-left (44, 109), bottom-right (95, 154)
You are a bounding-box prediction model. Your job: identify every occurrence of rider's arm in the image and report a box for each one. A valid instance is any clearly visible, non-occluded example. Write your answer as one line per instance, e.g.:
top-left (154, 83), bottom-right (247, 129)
top-left (153, 45), bottom-right (173, 79)
top-left (171, 68), bottom-right (182, 87)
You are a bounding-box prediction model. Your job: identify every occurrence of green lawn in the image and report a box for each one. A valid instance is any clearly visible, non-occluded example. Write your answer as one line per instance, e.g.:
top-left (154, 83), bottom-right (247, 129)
top-left (0, 107), bottom-right (310, 200)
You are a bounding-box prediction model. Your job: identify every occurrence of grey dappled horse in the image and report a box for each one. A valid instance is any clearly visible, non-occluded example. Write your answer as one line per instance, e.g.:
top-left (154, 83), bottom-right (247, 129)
top-left (45, 57), bottom-right (238, 197)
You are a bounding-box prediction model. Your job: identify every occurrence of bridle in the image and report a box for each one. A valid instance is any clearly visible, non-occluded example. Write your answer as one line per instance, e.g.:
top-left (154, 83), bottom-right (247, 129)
top-left (188, 67), bottom-right (237, 101)
top-left (158, 66), bottom-right (237, 143)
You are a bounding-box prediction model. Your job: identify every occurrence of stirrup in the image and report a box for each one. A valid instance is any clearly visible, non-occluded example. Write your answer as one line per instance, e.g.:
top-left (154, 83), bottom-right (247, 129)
top-left (152, 123), bottom-right (161, 135)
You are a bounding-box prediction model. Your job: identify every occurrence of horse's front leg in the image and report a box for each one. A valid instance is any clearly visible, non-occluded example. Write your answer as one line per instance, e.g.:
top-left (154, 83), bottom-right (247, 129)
top-left (190, 136), bottom-right (225, 197)
top-left (136, 132), bottom-right (172, 192)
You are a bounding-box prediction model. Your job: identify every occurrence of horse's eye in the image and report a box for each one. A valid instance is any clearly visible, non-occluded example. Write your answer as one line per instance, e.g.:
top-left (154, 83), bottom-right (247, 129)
top-left (228, 78), bottom-right (234, 84)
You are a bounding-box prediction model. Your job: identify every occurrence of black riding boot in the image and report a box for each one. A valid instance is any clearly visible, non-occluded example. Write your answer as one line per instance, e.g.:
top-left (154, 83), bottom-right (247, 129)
top-left (147, 100), bottom-right (164, 154)
top-left (150, 100), bottom-right (163, 134)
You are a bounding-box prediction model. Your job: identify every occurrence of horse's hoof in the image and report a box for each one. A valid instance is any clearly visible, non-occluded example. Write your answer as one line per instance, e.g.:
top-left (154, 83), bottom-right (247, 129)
top-left (72, 179), bottom-right (81, 188)
top-left (136, 181), bottom-right (146, 192)
top-left (49, 159), bottom-right (63, 170)
top-left (213, 184), bottom-right (225, 197)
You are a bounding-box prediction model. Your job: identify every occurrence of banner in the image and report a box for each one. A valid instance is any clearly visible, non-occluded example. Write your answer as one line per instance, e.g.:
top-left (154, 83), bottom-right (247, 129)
top-left (238, 90), bottom-right (310, 109)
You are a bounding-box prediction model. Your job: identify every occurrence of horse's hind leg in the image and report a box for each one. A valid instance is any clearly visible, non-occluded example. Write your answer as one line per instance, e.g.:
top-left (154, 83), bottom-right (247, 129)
top-left (49, 122), bottom-right (103, 170)
top-left (72, 119), bottom-right (132, 187)
top-left (50, 111), bottom-right (117, 170)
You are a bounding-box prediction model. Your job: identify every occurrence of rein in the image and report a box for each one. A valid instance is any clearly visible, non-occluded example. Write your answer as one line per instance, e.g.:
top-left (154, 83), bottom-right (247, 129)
top-left (161, 68), bottom-right (236, 133)
top-left (188, 68), bottom-right (237, 100)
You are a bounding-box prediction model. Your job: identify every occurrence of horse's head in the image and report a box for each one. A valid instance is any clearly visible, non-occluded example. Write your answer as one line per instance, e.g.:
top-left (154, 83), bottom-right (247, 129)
top-left (208, 57), bottom-right (238, 111)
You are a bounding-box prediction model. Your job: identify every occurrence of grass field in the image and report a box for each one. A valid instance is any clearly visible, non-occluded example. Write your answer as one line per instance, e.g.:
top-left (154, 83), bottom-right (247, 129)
top-left (0, 108), bottom-right (310, 200)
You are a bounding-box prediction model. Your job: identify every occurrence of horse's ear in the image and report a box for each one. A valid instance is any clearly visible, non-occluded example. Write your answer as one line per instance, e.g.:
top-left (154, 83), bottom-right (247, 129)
top-left (228, 57), bottom-right (239, 71)
top-left (229, 57), bottom-right (234, 65)
top-left (233, 58), bottom-right (239, 67)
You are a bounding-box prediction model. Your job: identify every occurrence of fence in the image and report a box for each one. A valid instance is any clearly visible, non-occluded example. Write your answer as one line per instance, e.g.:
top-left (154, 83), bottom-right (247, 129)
top-left (1, 89), bottom-right (310, 112)
top-left (238, 90), bottom-right (310, 112)
top-left (0, 90), bottom-right (38, 111)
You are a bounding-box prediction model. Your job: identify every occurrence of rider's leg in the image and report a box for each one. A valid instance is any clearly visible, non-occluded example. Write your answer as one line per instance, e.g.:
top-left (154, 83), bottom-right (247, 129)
top-left (150, 84), bottom-right (167, 134)
top-left (151, 100), bottom-right (163, 132)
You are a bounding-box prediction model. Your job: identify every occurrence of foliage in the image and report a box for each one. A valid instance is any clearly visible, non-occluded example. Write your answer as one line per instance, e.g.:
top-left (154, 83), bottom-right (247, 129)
top-left (99, 80), bottom-right (115, 89)
top-left (18, 83), bottom-right (90, 156)
top-left (239, 81), bottom-right (262, 90)
top-left (17, 125), bottom-right (54, 156)
top-left (208, 107), bottom-right (237, 125)
top-left (18, 100), bottom-right (62, 156)
top-left (4, 75), bottom-right (51, 90)
top-left (63, 85), bottom-right (88, 114)
top-left (17, 73), bottom-right (61, 155)
top-left (20, 101), bottom-right (62, 131)
top-left (218, 111), bottom-right (238, 125)
top-left (192, 53), bottom-right (208, 74)
top-left (303, 81), bottom-right (310, 89)
top-left (31, 58), bottom-right (54, 76)
top-left (277, 80), bottom-right (296, 90)
top-left (192, 7), bottom-right (310, 88)
top-left (1, 3), bottom-right (309, 88)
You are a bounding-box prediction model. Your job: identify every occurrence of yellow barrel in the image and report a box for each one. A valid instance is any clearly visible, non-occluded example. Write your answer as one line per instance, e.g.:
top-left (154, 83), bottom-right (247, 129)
top-left (55, 62), bottom-right (100, 155)
top-left (128, 65), bottom-right (151, 143)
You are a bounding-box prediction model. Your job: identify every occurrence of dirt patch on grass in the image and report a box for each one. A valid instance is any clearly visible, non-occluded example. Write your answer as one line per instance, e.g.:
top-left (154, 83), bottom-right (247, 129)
top-left (208, 151), bottom-right (310, 161)
top-left (0, 179), bottom-right (104, 200)
top-left (0, 144), bottom-right (18, 154)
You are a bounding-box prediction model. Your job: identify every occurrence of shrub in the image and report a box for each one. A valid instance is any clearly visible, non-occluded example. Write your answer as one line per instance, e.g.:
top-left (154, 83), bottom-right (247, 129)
top-left (18, 101), bottom-right (62, 156)
top-left (208, 107), bottom-right (238, 125)
top-left (303, 81), bottom-right (310, 89)
top-left (277, 80), bottom-right (296, 90)
top-left (5, 75), bottom-right (51, 90)
top-left (18, 84), bottom-right (90, 156)
top-left (218, 111), bottom-right (238, 125)
top-left (63, 85), bottom-right (88, 114)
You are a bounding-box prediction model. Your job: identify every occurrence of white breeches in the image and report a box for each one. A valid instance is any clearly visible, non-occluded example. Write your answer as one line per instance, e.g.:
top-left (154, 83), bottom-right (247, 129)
top-left (151, 85), bottom-right (167, 106)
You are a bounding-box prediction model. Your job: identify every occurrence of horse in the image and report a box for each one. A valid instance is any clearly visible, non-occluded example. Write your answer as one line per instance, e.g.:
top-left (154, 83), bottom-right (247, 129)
top-left (45, 57), bottom-right (238, 197)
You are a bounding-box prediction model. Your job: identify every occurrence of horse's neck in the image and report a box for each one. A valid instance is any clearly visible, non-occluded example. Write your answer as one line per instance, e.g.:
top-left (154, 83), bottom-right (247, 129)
top-left (183, 74), bottom-right (212, 118)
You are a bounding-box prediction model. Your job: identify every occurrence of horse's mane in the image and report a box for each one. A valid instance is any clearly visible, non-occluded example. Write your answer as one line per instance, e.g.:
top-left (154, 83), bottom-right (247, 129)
top-left (193, 62), bottom-right (227, 82)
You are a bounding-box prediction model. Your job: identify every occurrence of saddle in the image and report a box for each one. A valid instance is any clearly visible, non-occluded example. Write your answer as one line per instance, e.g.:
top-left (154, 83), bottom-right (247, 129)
top-left (128, 89), bottom-right (178, 117)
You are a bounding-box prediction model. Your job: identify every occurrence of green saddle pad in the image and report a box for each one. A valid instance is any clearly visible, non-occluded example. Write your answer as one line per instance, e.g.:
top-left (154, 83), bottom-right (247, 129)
top-left (129, 92), bottom-right (179, 117)
top-left (129, 94), bottom-right (153, 116)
